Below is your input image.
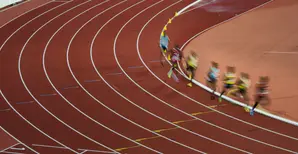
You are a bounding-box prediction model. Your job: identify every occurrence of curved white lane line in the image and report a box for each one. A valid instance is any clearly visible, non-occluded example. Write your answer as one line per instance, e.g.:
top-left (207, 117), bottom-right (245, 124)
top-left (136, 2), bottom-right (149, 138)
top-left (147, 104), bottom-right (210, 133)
top-left (165, 0), bottom-right (298, 139)
top-left (42, 0), bottom-right (120, 153)
top-left (0, 0), bottom-right (67, 55)
top-left (134, 0), bottom-right (298, 153)
top-left (43, 0), bottom-right (159, 153)
top-left (177, 0), bottom-right (298, 128)
top-left (111, 1), bottom-right (209, 153)
top-left (0, 1), bottom-right (77, 153)
top-left (0, 122), bottom-right (39, 153)
top-left (88, 0), bottom-right (206, 153)
top-left (0, 0), bottom-right (54, 29)
top-left (18, 0), bottom-right (103, 153)
top-left (113, 0), bottom-right (252, 153)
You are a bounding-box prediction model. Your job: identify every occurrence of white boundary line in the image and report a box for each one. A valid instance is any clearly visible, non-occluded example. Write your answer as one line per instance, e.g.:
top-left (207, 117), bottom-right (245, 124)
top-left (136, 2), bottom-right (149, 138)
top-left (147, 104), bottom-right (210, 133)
top-left (87, 0), bottom-right (248, 153)
top-left (134, 0), bottom-right (297, 153)
top-left (0, 1), bottom-right (79, 153)
top-left (78, 148), bottom-right (116, 154)
top-left (159, 0), bottom-right (298, 140)
top-left (0, 0), bottom-right (65, 54)
top-left (110, 0), bottom-right (209, 153)
top-left (83, 0), bottom-right (203, 153)
top-left (32, 144), bottom-right (67, 149)
top-left (42, 0), bottom-right (159, 153)
top-left (16, 0), bottom-right (120, 153)
top-left (1, 151), bottom-right (24, 154)
top-left (175, 0), bottom-right (298, 127)
top-left (0, 90), bottom-right (68, 154)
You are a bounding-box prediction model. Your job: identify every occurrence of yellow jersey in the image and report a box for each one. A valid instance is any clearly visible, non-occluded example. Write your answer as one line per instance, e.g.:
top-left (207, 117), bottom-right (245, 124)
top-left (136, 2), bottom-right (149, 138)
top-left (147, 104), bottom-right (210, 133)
top-left (187, 56), bottom-right (198, 68)
top-left (224, 73), bottom-right (236, 85)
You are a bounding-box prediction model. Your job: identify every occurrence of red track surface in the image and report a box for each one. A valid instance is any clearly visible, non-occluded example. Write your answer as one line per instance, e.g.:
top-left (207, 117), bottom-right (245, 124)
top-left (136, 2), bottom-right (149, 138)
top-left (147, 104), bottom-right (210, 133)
top-left (0, 0), bottom-right (297, 153)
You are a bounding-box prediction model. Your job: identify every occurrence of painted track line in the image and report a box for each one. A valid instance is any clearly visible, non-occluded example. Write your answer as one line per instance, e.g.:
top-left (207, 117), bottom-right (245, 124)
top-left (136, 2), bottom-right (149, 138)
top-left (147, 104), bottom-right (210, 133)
top-left (43, 0), bottom-right (159, 153)
top-left (0, 0), bottom-right (66, 54)
top-left (91, 0), bottom-right (247, 153)
top-left (0, 0), bottom-right (55, 28)
top-left (0, 143), bottom-right (20, 153)
top-left (17, 0), bottom-right (123, 153)
top-left (69, 0), bottom-right (194, 153)
top-left (0, 90), bottom-right (73, 153)
top-left (88, 0), bottom-right (208, 153)
top-left (170, 0), bottom-right (298, 139)
top-left (111, 0), bottom-right (208, 153)
top-left (0, 1), bottom-right (80, 153)
top-left (113, 0), bottom-right (263, 152)
top-left (133, 0), bottom-right (298, 152)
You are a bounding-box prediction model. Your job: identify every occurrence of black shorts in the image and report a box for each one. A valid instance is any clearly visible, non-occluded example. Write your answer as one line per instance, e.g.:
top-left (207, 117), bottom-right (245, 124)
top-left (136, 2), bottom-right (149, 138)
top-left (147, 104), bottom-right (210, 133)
top-left (239, 88), bottom-right (246, 95)
top-left (161, 45), bottom-right (167, 51)
top-left (224, 84), bottom-right (233, 89)
top-left (186, 65), bottom-right (195, 73)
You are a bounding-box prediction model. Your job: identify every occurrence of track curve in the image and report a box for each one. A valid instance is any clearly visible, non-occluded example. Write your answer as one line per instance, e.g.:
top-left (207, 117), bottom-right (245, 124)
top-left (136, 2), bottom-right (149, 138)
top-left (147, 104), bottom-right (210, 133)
top-left (0, 0), bottom-right (297, 153)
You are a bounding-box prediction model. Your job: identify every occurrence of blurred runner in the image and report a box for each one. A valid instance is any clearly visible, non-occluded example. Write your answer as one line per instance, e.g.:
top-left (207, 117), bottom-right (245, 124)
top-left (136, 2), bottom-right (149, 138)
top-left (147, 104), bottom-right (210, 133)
top-left (250, 76), bottom-right (271, 115)
top-left (206, 61), bottom-right (220, 99)
top-left (218, 66), bottom-right (237, 102)
top-left (159, 30), bottom-right (170, 66)
top-left (185, 51), bottom-right (198, 87)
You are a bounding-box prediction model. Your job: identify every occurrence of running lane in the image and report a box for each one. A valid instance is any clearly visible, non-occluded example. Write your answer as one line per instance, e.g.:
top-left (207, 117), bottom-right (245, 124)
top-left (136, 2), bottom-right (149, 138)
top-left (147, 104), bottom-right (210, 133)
top-left (137, 0), bottom-right (298, 153)
top-left (67, 0), bottom-right (215, 153)
top-left (0, 0), bottom-right (118, 153)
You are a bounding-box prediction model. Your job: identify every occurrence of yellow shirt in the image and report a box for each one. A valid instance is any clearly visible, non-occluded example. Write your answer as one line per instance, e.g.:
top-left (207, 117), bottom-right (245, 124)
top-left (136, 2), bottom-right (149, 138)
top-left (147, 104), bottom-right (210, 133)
top-left (238, 78), bottom-right (251, 89)
top-left (224, 73), bottom-right (236, 84)
top-left (187, 56), bottom-right (198, 68)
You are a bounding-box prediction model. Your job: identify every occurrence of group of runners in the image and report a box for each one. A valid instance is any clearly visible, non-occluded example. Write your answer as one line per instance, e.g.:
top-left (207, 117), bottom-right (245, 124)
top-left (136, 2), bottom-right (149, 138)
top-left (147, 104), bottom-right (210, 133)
top-left (159, 32), bottom-right (270, 116)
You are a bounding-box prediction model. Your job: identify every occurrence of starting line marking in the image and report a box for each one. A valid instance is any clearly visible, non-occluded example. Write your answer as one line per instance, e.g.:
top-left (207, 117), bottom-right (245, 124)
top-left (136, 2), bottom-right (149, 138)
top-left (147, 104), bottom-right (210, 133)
top-left (78, 148), bottom-right (116, 154)
top-left (1, 151), bottom-right (24, 154)
top-left (32, 144), bottom-right (66, 149)
top-left (10, 147), bottom-right (25, 151)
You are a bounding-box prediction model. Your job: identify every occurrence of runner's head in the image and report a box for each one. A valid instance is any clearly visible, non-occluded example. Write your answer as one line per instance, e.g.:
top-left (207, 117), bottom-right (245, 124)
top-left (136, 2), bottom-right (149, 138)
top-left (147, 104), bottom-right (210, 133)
top-left (227, 66), bottom-right (235, 73)
top-left (190, 50), bottom-right (197, 57)
top-left (211, 61), bottom-right (218, 68)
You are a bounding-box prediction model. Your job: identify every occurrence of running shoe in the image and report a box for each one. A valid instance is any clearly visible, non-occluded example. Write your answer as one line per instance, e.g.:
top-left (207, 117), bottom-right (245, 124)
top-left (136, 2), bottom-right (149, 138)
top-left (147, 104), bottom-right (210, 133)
top-left (250, 109), bottom-right (254, 116)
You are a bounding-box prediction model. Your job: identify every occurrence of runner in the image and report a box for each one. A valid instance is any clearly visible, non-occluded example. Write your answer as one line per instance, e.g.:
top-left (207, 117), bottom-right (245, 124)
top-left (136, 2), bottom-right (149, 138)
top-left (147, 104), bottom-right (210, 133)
top-left (250, 76), bottom-right (271, 115)
top-left (227, 72), bottom-right (251, 111)
top-left (167, 45), bottom-right (182, 82)
top-left (218, 66), bottom-right (237, 102)
top-left (206, 61), bottom-right (220, 99)
top-left (159, 30), bottom-right (170, 66)
top-left (185, 50), bottom-right (198, 87)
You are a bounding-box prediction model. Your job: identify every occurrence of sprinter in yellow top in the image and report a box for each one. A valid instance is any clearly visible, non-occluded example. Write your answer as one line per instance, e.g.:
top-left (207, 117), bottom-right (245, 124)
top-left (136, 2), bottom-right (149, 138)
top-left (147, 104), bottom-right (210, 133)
top-left (218, 66), bottom-right (237, 102)
top-left (185, 51), bottom-right (198, 87)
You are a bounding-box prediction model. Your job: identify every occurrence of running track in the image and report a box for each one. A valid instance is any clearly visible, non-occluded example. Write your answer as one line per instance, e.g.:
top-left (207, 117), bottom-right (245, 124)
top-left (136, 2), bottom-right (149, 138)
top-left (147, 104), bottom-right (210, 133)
top-left (0, 0), bottom-right (297, 153)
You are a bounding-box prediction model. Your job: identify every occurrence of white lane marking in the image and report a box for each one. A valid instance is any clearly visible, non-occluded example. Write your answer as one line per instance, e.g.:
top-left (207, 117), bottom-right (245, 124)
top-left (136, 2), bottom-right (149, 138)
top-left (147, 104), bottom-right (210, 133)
top-left (0, 143), bottom-right (20, 153)
top-left (45, 0), bottom-right (160, 153)
top-left (32, 144), bottom-right (67, 149)
top-left (17, 0), bottom-right (99, 153)
top-left (179, 0), bottom-right (215, 15)
top-left (10, 147), bottom-right (25, 151)
top-left (0, 151), bottom-right (24, 154)
top-left (136, 0), bottom-right (298, 153)
top-left (0, 0), bottom-right (66, 54)
top-left (113, 0), bottom-right (250, 153)
top-left (112, 0), bottom-right (207, 153)
top-left (0, 1), bottom-right (79, 153)
top-left (174, 0), bottom-right (298, 135)
top-left (0, 91), bottom-right (42, 154)
top-left (42, 0), bottom-right (130, 153)
top-left (67, 0), bottom-right (162, 153)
